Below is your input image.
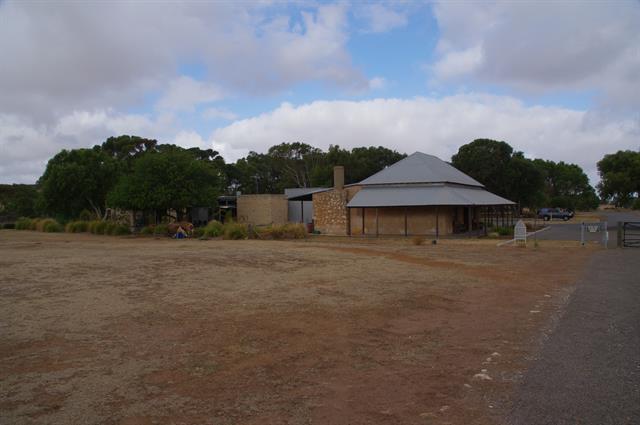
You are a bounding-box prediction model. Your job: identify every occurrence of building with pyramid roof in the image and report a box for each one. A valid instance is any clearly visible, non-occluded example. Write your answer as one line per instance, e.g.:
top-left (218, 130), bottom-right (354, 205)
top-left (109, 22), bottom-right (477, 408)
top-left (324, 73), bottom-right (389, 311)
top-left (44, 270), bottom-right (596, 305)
top-left (309, 152), bottom-right (515, 236)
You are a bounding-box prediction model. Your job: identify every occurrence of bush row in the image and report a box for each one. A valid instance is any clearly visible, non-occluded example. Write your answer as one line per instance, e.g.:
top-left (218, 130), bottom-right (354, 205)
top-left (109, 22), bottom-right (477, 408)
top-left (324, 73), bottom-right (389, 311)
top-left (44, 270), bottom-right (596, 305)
top-left (251, 223), bottom-right (307, 240)
top-left (140, 220), bottom-right (249, 240)
top-left (15, 217), bottom-right (63, 232)
top-left (86, 220), bottom-right (130, 235)
top-left (14, 217), bottom-right (307, 241)
top-left (140, 223), bottom-right (169, 236)
top-left (14, 217), bottom-right (130, 236)
top-left (178, 220), bottom-right (307, 240)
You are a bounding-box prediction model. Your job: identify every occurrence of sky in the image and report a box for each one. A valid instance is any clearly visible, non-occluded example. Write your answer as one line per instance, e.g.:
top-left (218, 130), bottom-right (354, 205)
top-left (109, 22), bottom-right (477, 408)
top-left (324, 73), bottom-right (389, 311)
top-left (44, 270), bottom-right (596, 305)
top-left (1, 0), bottom-right (639, 185)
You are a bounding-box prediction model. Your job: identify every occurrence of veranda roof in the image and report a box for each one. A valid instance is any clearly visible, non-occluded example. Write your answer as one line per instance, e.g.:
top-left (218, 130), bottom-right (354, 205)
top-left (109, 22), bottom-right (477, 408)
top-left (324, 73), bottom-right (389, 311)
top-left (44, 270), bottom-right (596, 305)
top-left (346, 184), bottom-right (515, 208)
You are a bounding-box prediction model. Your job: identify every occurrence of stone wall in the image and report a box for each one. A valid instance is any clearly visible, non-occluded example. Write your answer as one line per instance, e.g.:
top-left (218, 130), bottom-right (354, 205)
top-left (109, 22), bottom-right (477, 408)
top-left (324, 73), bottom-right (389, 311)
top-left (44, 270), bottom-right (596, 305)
top-left (312, 186), bottom-right (362, 235)
top-left (237, 194), bottom-right (287, 226)
top-left (312, 189), bottom-right (348, 235)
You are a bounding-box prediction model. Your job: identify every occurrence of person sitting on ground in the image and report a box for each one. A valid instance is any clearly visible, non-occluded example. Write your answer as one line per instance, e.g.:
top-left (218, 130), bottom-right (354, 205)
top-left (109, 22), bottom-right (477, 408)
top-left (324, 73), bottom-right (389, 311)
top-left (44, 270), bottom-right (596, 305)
top-left (174, 226), bottom-right (188, 239)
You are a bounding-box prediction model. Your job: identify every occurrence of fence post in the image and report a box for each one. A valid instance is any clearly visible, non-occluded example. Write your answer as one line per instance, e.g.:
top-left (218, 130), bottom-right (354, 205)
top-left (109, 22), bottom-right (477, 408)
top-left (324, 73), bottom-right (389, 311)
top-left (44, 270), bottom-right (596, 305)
top-left (617, 221), bottom-right (623, 248)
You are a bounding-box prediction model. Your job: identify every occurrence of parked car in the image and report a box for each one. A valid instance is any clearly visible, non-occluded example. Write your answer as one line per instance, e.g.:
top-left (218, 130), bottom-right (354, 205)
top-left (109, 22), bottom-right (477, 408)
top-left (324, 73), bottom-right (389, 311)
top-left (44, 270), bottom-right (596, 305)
top-left (537, 207), bottom-right (574, 221)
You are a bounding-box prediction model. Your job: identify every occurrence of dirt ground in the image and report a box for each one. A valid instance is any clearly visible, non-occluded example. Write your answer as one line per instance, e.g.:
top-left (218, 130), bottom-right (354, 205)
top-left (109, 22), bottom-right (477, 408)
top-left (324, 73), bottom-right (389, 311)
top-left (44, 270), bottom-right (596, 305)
top-left (0, 231), bottom-right (594, 425)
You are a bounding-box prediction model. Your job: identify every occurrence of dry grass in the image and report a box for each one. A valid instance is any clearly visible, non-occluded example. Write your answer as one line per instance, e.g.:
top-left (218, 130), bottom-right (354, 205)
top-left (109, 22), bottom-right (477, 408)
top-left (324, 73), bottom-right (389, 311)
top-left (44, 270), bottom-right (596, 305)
top-left (0, 231), bottom-right (595, 425)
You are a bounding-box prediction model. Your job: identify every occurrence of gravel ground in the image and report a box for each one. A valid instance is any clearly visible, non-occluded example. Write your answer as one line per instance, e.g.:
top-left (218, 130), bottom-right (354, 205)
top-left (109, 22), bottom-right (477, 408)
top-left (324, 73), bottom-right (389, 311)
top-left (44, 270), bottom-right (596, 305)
top-left (508, 248), bottom-right (640, 425)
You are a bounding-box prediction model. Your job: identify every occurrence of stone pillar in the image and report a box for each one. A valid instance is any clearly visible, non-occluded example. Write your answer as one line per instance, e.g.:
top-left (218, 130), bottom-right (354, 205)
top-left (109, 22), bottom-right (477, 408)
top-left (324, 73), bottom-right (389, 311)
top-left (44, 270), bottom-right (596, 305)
top-left (333, 166), bottom-right (344, 190)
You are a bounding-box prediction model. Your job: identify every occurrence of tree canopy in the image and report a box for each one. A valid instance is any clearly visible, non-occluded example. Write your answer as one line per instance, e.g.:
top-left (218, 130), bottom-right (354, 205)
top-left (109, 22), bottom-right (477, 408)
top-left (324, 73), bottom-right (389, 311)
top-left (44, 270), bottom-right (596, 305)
top-left (452, 138), bottom-right (598, 210)
top-left (451, 139), bottom-right (545, 208)
top-left (38, 148), bottom-right (119, 219)
top-left (533, 159), bottom-right (599, 210)
top-left (99, 135), bottom-right (158, 161)
top-left (0, 184), bottom-right (39, 219)
top-left (25, 134), bottom-right (607, 221)
top-left (227, 143), bottom-right (406, 194)
top-left (107, 149), bottom-right (223, 213)
top-left (597, 150), bottom-right (640, 207)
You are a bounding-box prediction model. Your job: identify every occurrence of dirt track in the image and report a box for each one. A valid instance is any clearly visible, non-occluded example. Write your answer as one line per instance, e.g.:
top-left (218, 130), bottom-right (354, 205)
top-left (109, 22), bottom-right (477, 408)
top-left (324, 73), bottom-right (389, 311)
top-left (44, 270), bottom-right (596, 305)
top-left (0, 231), bottom-right (593, 424)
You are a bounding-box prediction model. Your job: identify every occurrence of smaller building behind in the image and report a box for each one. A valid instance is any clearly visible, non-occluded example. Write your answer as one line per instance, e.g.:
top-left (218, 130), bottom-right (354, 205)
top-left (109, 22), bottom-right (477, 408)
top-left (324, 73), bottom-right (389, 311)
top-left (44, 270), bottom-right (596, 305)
top-left (236, 194), bottom-right (288, 226)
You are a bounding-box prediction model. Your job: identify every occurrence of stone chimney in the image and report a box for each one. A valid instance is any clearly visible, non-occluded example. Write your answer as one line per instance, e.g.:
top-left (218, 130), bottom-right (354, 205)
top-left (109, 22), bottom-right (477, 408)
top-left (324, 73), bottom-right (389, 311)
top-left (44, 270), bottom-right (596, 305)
top-left (333, 165), bottom-right (344, 190)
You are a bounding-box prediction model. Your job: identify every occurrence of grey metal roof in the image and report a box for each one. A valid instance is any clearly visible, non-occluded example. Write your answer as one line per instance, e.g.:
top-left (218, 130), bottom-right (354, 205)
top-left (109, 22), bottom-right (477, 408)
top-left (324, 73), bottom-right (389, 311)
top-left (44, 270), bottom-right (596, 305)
top-left (347, 184), bottom-right (515, 208)
top-left (357, 152), bottom-right (483, 187)
top-left (284, 187), bottom-right (329, 200)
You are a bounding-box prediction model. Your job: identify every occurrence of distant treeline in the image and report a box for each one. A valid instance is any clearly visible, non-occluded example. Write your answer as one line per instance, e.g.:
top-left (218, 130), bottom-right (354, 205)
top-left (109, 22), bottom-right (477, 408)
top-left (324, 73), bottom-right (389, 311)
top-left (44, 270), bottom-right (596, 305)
top-left (1, 135), bottom-right (638, 223)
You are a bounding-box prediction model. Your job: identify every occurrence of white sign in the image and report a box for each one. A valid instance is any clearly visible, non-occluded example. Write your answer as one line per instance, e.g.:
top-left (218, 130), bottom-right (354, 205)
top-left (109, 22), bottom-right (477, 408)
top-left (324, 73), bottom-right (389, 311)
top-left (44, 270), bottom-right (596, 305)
top-left (514, 220), bottom-right (527, 244)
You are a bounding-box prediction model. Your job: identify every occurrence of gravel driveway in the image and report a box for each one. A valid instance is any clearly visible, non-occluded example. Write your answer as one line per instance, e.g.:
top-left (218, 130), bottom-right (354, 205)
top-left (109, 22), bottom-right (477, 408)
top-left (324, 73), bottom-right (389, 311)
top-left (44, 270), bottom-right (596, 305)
top-left (534, 211), bottom-right (640, 243)
top-left (508, 247), bottom-right (640, 424)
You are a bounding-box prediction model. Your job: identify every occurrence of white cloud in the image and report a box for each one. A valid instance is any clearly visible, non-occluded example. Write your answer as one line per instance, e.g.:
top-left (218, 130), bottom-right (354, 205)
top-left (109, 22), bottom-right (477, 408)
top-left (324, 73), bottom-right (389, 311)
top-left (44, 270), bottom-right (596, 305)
top-left (212, 96), bottom-right (640, 183)
top-left (156, 77), bottom-right (224, 112)
top-left (355, 4), bottom-right (408, 33)
top-left (0, 109), bottom-right (176, 183)
top-left (368, 77), bottom-right (387, 90)
top-left (0, 2), bottom-right (366, 122)
top-left (172, 131), bottom-right (208, 150)
top-left (431, 1), bottom-right (640, 110)
top-left (431, 45), bottom-right (483, 80)
top-left (0, 1), bottom-right (369, 183)
top-left (201, 107), bottom-right (239, 121)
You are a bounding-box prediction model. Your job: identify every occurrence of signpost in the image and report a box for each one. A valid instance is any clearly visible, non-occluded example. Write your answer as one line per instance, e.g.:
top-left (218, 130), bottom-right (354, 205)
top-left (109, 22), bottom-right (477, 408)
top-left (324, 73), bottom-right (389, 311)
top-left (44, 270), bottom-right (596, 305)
top-left (580, 221), bottom-right (608, 248)
top-left (514, 220), bottom-right (527, 246)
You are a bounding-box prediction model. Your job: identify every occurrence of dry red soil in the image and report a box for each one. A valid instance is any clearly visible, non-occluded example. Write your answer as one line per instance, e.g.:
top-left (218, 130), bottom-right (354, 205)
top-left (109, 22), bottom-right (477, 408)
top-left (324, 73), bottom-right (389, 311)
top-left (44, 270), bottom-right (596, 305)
top-left (0, 231), bottom-right (593, 424)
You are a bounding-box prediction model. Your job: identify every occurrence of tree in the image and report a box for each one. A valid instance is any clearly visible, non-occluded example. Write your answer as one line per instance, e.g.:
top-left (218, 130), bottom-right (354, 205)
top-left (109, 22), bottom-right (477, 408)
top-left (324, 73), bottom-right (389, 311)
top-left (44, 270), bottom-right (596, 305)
top-left (99, 135), bottom-right (158, 162)
top-left (343, 146), bottom-right (407, 184)
top-left (39, 149), bottom-right (119, 219)
top-left (107, 149), bottom-right (222, 214)
top-left (229, 152), bottom-right (279, 194)
top-left (505, 153), bottom-right (545, 208)
top-left (267, 142), bottom-right (325, 189)
top-left (227, 143), bottom-right (407, 194)
top-left (451, 139), bottom-right (544, 208)
top-left (533, 159), bottom-right (599, 210)
top-left (597, 150), bottom-right (640, 207)
top-left (0, 184), bottom-right (39, 219)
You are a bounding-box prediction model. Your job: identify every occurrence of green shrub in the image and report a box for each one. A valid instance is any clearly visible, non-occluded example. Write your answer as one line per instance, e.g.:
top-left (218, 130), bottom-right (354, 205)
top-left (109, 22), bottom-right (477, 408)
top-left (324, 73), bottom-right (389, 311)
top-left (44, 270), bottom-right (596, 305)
top-left (15, 217), bottom-right (32, 230)
top-left (65, 221), bottom-right (89, 233)
top-left (88, 220), bottom-right (101, 234)
top-left (110, 224), bottom-right (130, 236)
top-left (154, 224), bottom-right (168, 236)
top-left (103, 222), bottom-right (117, 235)
top-left (140, 225), bottom-right (155, 235)
top-left (41, 219), bottom-right (63, 233)
top-left (253, 223), bottom-right (307, 240)
top-left (632, 198), bottom-right (640, 210)
top-left (78, 209), bottom-right (93, 221)
top-left (192, 227), bottom-right (205, 238)
top-left (203, 220), bottom-right (223, 237)
top-left (222, 222), bottom-right (248, 240)
top-left (251, 226), bottom-right (271, 239)
top-left (274, 223), bottom-right (306, 239)
top-left (93, 221), bottom-right (108, 235)
top-left (495, 226), bottom-right (513, 236)
top-left (29, 218), bottom-right (41, 231)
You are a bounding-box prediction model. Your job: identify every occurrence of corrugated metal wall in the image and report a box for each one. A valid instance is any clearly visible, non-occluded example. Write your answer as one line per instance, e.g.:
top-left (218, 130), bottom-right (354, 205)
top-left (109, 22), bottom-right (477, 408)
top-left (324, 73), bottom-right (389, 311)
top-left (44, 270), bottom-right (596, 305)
top-left (288, 201), bottom-right (313, 224)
